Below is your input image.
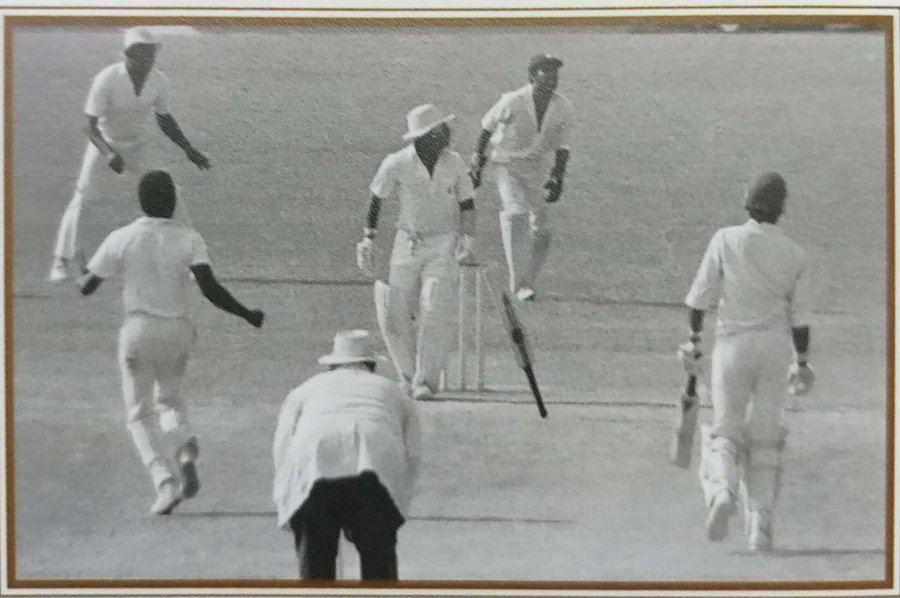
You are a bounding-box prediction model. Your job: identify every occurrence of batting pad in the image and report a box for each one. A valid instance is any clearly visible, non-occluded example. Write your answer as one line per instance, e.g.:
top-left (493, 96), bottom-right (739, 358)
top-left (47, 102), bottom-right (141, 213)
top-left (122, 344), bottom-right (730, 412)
top-left (374, 280), bottom-right (416, 383)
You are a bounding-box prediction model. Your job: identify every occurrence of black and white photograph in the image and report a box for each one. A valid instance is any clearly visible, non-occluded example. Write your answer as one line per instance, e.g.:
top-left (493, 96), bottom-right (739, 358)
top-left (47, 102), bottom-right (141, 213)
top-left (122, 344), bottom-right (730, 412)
top-left (3, 1), bottom-right (896, 595)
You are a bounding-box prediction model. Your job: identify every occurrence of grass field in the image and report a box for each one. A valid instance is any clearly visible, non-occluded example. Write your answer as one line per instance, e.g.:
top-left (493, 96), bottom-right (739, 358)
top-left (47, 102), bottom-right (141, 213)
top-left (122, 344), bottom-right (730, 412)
top-left (8, 23), bottom-right (891, 587)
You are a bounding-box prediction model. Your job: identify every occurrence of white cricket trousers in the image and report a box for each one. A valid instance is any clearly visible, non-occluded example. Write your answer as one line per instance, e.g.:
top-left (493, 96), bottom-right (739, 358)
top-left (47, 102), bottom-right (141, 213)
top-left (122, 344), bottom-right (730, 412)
top-left (53, 142), bottom-right (188, 260)
top-left (118, 313), bottom-right (196, 489)
top-left (709, 327), bottom-right (793, 510)
top-left (495, 164), bottom-right (552, 293)
top-left (388, 229), bottom-right (459, 389)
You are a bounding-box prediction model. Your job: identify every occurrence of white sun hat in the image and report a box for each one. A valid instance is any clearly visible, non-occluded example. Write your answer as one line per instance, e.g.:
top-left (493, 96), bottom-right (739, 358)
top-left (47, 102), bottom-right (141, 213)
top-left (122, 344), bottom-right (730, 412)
top-left (401, 104), bottom-right (455, 141)
top-left (318, 330), bottom-right (386, 365)
top-left (124, 27), bottom-right (161, 50)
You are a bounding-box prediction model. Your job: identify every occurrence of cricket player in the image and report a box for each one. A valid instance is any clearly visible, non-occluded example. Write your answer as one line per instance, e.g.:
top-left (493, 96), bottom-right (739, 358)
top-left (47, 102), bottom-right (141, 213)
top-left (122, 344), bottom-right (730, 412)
top-left (470, 54), bottom-right (573, 302)
top-left (79, 170), bottom-right (264, 516)
top-left (50, 27), bottom-right (211, 283)
top-left (273, 330), bottom-right (420, 580)
top-left (356, 104), bottom-right (476, 401)
top-left (679, 172), bottom-right (814, 551)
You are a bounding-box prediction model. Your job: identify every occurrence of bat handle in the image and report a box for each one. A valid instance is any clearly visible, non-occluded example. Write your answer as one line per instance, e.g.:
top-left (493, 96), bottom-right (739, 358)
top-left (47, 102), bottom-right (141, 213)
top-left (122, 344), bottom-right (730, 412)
top-left (685, 374), bottom-right (697, 397)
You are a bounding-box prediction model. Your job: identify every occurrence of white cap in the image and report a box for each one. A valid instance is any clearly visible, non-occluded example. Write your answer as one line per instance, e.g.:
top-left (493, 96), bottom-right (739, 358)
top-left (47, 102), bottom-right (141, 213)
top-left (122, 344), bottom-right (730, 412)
top-left (123, 27), bottom-right (160, 50)
top-left (401, 104), bottom-right (455, 141)
top-left (318, 330), bottom-right (386, 366)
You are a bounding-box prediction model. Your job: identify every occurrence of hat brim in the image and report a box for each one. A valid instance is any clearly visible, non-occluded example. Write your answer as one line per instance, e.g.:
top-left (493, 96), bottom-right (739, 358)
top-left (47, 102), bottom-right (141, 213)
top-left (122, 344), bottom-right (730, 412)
top-left (318, 354), bottom-right (388, 366)
top-left (401, 114), bottom-right (455, 141)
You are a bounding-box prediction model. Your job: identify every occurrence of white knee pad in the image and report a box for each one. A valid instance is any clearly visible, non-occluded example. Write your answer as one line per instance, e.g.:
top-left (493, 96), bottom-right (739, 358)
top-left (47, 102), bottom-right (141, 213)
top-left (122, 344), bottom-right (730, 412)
top-left (374, 280), bottom-right (416, 382)
top-left (699, 424), bottom-right (743, 507)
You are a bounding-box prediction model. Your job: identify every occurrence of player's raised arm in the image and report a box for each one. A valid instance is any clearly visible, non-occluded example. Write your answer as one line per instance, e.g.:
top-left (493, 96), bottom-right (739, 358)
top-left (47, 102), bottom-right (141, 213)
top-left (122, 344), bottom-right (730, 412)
top-left (190, 264), bottom-right (263, 327)
top-left (156, 112), bottom-right (210, 170)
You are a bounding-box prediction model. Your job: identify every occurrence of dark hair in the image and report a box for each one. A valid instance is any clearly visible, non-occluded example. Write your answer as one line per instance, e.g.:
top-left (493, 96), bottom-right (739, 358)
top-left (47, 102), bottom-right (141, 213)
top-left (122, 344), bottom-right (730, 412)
top-left (138, 170), bottom-right (176, 217)
top-left (745, 172), bottom-right (787, 220)
top-left (528, 54), bottom-right (564, 77)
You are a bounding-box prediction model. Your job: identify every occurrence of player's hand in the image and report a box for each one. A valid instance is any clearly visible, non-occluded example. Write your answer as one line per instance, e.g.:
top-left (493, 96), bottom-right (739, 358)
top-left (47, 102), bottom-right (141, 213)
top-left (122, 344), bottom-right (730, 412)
top-left (108, 152), bottom-right (125, 174)
top-left (356, 237), bottom-right (376, 278)
top-left (677, 339), bottom-right (705, 377)
top-left (245, 309), bottom-right (265, 328)
top-left (186, 147), bottom-right (211, 170)
top-left (469, 153), bottom-right (487, 189)
top-left (455, 234), bottom-right (475, 264)
top-left (788, 362), bottom-right (815, 396)
top-left (543, 173), bottom-right (564, 203)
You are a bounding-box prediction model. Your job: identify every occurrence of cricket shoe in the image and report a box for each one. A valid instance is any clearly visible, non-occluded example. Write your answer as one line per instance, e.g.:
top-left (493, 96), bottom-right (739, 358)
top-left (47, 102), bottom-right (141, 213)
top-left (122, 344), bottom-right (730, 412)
top-left (516, 287), bottom-right (536, 302)
top-left (705, 489), bottom-right (736, 541)
top-left (47, 257), bottom-right (70, 283)
top-left (412, 383), bottom-right (435, 401)
top-left (149, 478), bottom-right (182, 516)
top-left (177, 438), bottom-right (201, 500)
top-left (746, 509), bottom-right (774, 552)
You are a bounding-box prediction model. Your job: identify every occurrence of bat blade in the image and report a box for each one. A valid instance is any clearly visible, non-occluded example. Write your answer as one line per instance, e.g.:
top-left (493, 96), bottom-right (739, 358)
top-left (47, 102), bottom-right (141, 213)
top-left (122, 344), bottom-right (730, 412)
top-left (669, 374), bottom-right (699, 468)
top-left (500, 292), bottom-right (546, 418)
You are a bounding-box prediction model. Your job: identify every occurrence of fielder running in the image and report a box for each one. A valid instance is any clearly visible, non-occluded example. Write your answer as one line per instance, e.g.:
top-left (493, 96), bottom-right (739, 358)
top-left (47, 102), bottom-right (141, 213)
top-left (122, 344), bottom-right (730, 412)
top-left (679, 172), bottom-right (814, 551)
top-left (356, 104), bottom-right (476, 401)
top-left (470, 54), bottom-right (573, 302)
top-left (79, 170), bottom-right (264, 515)
top-left (50, 27), bottom-right (210, 283)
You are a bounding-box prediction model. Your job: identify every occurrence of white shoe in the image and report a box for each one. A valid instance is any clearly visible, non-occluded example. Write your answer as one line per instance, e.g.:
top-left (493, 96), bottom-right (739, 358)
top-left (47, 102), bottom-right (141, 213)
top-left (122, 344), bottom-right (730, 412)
top-left (149, 479), bottom-right (182, 516)
top-left (747, 509), bottom-right (774, 552)
top-left (516, 287), bottom-right (536, 302)
top-left (412, 383), bottom-right (435, 401)
top-left (705, 490), bottom-right (736, 541)
top-left (48, 257), bottom-right (69, 283)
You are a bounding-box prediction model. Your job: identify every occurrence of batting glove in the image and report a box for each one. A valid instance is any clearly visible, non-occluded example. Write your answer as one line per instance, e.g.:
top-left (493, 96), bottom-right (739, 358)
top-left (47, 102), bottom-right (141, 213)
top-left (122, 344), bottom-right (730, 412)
top-left (543, 174), bottom-right (564, 203)
top-left (788, 362), bottom-right (815, 396)
top-left (355, 237), bottom-right (376, 278)
top-left (677, 340), bottom-right (705, 377)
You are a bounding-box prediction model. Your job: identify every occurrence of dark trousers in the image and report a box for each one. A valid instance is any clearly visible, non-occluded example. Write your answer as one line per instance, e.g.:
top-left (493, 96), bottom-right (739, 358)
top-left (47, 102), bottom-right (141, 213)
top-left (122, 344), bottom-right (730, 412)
top-left (289, 471), bottom-right (404, 580)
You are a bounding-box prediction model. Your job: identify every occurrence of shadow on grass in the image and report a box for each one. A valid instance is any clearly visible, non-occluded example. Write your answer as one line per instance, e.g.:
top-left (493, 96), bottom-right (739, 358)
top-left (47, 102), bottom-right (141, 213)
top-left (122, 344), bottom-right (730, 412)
top-left (178, 511), bottom-right (571, 525)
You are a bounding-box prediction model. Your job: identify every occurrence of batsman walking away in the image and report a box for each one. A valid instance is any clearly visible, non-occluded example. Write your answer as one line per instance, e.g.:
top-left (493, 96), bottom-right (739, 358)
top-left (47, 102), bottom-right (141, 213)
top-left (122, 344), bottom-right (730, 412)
top-left (678, 172), bottom-right (815, 552)
top-left (356, 103), bottom-right (477, 401)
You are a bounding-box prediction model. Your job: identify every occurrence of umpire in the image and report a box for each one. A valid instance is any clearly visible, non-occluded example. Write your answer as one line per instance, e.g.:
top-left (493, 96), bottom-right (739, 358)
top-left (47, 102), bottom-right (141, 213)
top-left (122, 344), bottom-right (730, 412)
top-left (272, 330), bottom-right (420, 580)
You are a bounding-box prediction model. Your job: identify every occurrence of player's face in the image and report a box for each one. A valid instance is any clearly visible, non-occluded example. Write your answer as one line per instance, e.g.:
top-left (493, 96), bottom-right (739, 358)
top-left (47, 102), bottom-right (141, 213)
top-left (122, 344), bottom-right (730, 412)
top-left (125, 43), bottom-right (158, 71)
top-left (531, 68), bottom-right (560, 95)
top-left (419, 123), bottom-right (451, 151)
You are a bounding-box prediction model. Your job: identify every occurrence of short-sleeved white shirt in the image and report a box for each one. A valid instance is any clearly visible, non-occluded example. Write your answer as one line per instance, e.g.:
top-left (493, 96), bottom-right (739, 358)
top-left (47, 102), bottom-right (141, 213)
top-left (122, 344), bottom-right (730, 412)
top-left (481, 84), bottom-right (573, 167)
top-left (272, 368), bottom-right (420, 528)
top-left (685, 219), bottom-right (812, 336)
top-left (84, 63), bottom-right (171, 148)
top-left (87, 216), bottom-right (210, 319)
top-left (369, 145), bottom-right (475, 235)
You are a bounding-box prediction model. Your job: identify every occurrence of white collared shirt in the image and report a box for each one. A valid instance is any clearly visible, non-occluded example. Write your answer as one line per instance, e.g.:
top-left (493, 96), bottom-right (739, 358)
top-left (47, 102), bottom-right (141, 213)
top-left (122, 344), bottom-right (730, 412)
top-left (369, 145), bottom-right (474, 235)
top-left (84, 62), bottom-right (171, 147)
top-left (685, 219), bottom-right (812, 336)
top-left (481, 84), bottom-right (573, 166)
top-left (87, 216), bottom-right (210, 319)
top-left (272, 368), bottom-right (421, 529)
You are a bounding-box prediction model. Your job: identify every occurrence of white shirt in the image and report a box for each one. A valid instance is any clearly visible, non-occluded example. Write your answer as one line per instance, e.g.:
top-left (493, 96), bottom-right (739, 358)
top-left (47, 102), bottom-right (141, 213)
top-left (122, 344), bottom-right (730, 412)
top-left (481, 84), bottom-right (573, 167)
top-left (369, 145), bottom-right (474, 235)
top-left (87, 217), bottom-right (210, 319)
top-left (685, 219), bottom-right (812, 337)
top-left (84, 62), bottom-right (171, 148)
top-left (272, 368), bottom-right (420, 529)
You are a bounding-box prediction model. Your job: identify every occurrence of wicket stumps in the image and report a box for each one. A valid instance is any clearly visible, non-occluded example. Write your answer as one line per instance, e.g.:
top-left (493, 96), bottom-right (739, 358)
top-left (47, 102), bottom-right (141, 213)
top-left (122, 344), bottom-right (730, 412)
top-left (440, 262), bottom-right (486, 391)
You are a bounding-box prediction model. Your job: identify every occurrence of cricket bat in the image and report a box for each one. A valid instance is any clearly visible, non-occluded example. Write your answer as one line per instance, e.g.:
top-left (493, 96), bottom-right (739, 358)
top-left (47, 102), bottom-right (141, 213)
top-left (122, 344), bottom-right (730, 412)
top-left (500, 291), bottom-right (548, 418)
top-left (669, 374), bottom-right (699, 468)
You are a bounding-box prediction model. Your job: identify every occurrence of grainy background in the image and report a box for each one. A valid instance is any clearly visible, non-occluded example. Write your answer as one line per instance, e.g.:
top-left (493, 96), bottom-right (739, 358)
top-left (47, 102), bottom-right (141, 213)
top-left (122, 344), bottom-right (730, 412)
top-left (9, 23), bottom-right (889, 584)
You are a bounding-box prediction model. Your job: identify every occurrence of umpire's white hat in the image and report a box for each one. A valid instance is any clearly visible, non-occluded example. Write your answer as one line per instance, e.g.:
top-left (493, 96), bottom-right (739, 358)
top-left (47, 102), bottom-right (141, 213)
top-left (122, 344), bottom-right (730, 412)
top-left (318, 330), bottom-right (386, 365)
top-left (124, 27), bottom-right (160, 50)
top-left (402, 104), bottom-right (455, 141)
